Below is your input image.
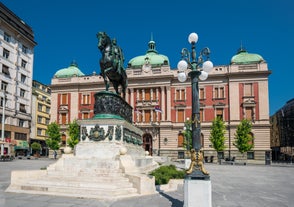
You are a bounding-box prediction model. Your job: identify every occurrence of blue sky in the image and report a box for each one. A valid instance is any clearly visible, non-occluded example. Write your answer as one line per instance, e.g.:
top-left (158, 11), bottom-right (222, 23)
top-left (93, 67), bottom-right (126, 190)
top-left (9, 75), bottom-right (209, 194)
top-left (2, 0), bottom-right (294, 115)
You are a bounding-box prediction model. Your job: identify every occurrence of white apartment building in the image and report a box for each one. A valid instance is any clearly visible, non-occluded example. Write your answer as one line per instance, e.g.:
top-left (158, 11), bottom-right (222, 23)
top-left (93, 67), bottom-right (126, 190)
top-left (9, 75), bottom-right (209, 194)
top-left (0, 3), bottom-right (36, 156)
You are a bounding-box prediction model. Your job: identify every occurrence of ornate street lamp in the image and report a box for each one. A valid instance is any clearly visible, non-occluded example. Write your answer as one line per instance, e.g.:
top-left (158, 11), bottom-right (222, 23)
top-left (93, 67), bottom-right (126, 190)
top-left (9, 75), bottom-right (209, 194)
top-left (178, 32), bottom-right (213, 180)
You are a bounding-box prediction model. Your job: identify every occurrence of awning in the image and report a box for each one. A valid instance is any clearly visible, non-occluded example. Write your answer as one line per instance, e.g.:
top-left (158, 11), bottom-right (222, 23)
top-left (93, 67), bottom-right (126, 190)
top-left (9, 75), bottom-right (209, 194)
top-left (14, 146), bottom-right (29, 150)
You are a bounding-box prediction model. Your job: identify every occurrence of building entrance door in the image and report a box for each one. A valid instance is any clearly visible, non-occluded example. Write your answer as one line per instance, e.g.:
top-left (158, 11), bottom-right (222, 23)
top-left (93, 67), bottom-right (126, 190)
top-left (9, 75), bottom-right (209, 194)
top-left (143, 133), bottom-right (152, 156)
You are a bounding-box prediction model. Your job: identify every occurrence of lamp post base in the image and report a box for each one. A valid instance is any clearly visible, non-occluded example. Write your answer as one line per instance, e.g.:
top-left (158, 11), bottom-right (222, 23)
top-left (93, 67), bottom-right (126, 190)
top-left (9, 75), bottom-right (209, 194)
top-left (184, 179), bottom-right (212, 207)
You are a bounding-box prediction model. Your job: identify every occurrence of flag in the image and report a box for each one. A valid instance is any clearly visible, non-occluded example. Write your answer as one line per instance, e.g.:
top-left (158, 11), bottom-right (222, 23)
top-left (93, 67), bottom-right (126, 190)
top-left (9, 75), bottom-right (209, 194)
top-left (134, 108), bottom-right (142, 114)
top-left (154, 105), bottom-right (162, 113)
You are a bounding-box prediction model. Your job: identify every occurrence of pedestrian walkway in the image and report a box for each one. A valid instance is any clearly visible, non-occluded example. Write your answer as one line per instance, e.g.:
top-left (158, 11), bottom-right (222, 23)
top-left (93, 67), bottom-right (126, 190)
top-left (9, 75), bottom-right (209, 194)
top-left (1, 158), bottom-right (294, 207)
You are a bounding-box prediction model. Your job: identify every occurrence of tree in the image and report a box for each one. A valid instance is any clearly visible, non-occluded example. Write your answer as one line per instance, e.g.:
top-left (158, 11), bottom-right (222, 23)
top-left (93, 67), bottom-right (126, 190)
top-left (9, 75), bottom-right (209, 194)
top-left (209, 117), bottom-right (226, 161)
top-left (31, 142), bottom-right (41, 156)
top-left (233, 119), bottom-right (254, 158)
top-left (183, 119), bottom-right (193, 150)
top-left (45, 122), bottom-right (61, 150)
top-left (67, 119), bottom-right (80, 149)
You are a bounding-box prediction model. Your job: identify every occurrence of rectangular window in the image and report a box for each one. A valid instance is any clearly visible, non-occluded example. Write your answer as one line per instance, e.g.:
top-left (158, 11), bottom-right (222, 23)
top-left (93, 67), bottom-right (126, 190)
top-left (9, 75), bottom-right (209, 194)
top-left (214, 86), bottom-right (225, 99)
top-left (200, 109), bottom-right (204, 122)
top-left (178, 151), bottom-right (185, 159)
top-left (20, 103), bottom-right (26, 113)
top-left (46, 106), bottom-right (50, 113)
top-left (244, 83), bottom-right (253, 96)
top-left (15, 133), bottom-right (27, 140)
top-left (3, 49), bottom-right (9, 59)
top-left (2, 65), bottom-right (10, 77)
top-left (152, 89), bottom-right (156, 101)
top-left (83, 112), bottom-right (89, 119)
top-left (220, 87), bottom-right (224, 98)
top-left (216, 108), bottom-right (223, 120)
top-left (21, 59), bottom-right (27, 68)
top-left (61, 113), bottom-right (67, 124)
top-left (19, 119), bottom-right (25, 127)
top-left (1, 81), bottom-right (8, 91)
top-left (21, 74), bottom-right (26, 83)
top-left (82, 94), bottom-right (90, 105)
top-left (45, 118), bottom-right (50, 125)
top-left (138, 90), bottom-right (142, 101)
top-left (247, 151), bottom-right (254, 159)
top-left (144, 110), bottom-right (151, 123)
top-left (4, 32), bottom-right (11, 42)
top-left (177, 109), bottom-right (184, 122)
top-left (61, 94), bottom-right (67, 105)
top-left (37, 116), bottom-right (42, 124)
top-left (37, 128), bottom-right (42, 136)
top-left (144, 89), bottom-right (151, 101)
top-left (176, 89), bottom-right (185, 101)
top-left (22, 45), bottom-right (28, 54)
top-left (178, 134), bottom-right (184, 147)
top-left (245, 107), bottom-right (253, 121)
top-left (38, 103), bottom-right (43, 112)
top-left (20, 89), bottom-right (25, 97)
top-left (0, 97), bottom-right (5, 107)
top-left (199, 88), bottom-right (205, 99)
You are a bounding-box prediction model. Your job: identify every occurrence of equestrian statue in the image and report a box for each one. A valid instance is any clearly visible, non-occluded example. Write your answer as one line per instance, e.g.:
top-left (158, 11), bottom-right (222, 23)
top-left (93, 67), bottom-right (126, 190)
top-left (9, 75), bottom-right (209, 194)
top-left (97, 32), bottom-right (128, 98)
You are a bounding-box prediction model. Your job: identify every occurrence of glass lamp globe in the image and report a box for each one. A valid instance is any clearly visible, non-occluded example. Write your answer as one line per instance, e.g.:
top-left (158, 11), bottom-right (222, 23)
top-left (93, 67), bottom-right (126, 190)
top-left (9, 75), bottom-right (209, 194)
top-left (177, 60), bottom-right (188, 72)
top-left (199, 71), bottom-right (208, 80)
top-left (188, 33), bottom-right (198, 44)
top-left (178, 72), bottom-right (187, 82)
top-left (203, 60), bottom-right (213, 73)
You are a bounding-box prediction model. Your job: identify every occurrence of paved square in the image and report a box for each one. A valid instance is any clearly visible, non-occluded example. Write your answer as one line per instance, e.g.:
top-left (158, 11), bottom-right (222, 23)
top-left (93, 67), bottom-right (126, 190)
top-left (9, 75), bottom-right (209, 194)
top-left (0, 159), bottom-right (293, 207)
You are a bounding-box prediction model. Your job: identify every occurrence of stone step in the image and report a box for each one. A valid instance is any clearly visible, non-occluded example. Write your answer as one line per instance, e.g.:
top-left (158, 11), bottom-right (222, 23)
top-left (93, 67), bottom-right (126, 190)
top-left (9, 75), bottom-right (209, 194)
top-left (40, 175), bottom-right (133, 184)
top-left (15, 183), bottom-right (139, 200)
top-left (27, 177), bottom-right (134, 189)
top-left (47, 168), bottom-right (125, 177)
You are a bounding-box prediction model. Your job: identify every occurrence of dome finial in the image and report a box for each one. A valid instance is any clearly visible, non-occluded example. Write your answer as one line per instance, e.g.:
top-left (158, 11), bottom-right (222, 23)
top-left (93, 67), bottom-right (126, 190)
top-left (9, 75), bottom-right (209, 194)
top-left (70, 60), bottom-right (78, 67)
top-left (147, 33), bottom-right (157, 53)
top-left (237, 41), bottom-right (246, 54)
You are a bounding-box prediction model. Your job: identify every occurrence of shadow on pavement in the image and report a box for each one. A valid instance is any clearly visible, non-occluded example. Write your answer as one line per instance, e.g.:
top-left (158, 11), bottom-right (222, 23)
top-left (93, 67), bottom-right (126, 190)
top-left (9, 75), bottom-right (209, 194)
top-left (159, 191), bottom-right (183, 207)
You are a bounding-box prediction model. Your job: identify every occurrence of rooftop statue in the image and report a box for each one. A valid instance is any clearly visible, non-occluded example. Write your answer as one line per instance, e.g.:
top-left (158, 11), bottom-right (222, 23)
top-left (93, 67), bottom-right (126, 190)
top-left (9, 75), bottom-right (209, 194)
top-left (97, 32), bottom-right (128, 98)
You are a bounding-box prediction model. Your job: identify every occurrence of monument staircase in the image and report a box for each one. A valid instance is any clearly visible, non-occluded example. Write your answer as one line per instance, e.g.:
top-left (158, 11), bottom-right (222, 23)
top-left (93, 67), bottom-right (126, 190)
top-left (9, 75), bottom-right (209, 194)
top-left (8, 155), bottom-right (140, 200)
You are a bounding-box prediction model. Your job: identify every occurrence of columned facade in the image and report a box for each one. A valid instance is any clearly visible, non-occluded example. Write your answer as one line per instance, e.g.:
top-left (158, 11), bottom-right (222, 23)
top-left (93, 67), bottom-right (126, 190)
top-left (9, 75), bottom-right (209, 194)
top-left (50, 42), bottom-right (271, 164)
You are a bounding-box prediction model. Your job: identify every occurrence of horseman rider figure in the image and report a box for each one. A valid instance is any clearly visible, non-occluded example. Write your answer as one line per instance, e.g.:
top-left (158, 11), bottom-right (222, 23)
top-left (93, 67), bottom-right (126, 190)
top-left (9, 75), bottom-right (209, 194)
top-left (111, 38), bottom-right (124, 75)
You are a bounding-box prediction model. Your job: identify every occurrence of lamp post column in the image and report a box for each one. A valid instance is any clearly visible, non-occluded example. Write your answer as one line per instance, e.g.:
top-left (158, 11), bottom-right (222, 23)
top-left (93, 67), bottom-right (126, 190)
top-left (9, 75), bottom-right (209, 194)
top-left (178, 32), bottom-right (213, 207)
top-left (1, 94), bottom-right (5, 156)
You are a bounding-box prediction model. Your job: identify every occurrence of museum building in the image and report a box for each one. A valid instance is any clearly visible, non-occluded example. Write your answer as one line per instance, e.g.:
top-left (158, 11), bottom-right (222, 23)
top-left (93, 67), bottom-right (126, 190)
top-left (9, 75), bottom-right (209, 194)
top-left (50, 38), bottom-right (271, 164)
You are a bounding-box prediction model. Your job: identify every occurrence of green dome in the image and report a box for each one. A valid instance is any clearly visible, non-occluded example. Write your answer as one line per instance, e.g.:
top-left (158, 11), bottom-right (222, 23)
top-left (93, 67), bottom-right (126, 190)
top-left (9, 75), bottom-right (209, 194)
top-left (54, 61), bottom-right (85, 78)
top-left (231, 48), bottom-right (264, 65)
top-left (128, 39), bottom-right (169, 68)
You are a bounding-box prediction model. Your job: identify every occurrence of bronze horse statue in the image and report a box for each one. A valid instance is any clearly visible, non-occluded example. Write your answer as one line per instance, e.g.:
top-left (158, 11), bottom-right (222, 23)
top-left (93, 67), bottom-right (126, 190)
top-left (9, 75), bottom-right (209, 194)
top-left (97, 32), bottom-right (128, 98)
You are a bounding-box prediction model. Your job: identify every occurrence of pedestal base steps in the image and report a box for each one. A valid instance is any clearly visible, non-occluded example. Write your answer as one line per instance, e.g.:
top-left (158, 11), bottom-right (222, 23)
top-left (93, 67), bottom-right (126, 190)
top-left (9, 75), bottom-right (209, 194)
top-left (6, 142), bottom-right (158, 200)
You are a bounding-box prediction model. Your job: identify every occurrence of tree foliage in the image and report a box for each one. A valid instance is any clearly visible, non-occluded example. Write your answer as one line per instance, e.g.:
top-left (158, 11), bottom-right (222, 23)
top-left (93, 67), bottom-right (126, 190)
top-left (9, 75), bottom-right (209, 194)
top-left (67, 119), bottom-right (80, 149)
top-left (183, 119), bottom-right (193, 150)
top-left (45, 122), bottom-right (61, 150)
top-left (233, 119), bottom-right (254, 154)
top-left (209, 117), bottom-right (226, 152)
top-left (149, 165), bottom-right (185, 185)
top-left (31, 142), bottom-right (41, 152)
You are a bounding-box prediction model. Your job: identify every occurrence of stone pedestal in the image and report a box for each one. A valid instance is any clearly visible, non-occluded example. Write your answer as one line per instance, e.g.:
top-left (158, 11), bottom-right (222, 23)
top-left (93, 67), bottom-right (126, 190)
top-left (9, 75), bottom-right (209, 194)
top-left (184, 179), bottom-right (212, 207)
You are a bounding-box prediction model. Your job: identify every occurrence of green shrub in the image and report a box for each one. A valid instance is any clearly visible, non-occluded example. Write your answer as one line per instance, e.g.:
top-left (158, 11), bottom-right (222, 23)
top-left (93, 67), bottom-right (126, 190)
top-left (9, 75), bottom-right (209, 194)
top-left (149, 164), bottom-right (185, 185)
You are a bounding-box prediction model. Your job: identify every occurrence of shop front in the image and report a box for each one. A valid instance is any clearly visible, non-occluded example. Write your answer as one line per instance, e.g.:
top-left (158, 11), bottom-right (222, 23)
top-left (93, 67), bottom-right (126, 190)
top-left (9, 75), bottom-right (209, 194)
top-left (14, 140), bottom-right (29, 158)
